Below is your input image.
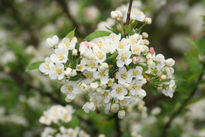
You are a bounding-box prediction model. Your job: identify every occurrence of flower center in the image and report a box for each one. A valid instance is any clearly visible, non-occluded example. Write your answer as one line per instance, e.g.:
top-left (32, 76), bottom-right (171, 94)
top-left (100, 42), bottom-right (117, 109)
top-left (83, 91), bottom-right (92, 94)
top-left (116, 87), bottom-right (122, 94)
top-left (119, 42), bottom-right (125, 48)
top-left (97, 41), bottom-right (103, 47)
top-left (55, 67), bottom-right (62, 74)
top-left (133, 84), bottom-right (140, 90)
top-left (58, 53), bottom-right (64, 60)
top-left (121, 73), bottom-right (128, 79)
top-left (120, 53), bottom-right (127, 61)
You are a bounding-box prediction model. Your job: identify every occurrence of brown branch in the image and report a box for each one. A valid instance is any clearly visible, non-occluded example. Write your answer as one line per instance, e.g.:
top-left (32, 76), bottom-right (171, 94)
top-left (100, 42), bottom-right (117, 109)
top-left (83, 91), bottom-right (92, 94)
top-left (126, 0), bottom-right (133, 25)
top-left (161, 71), bottom-right (204, 137)
top-left (114, 113), bottom-right (121, 137)
top-left (55, 0), bottom-right (84, 37)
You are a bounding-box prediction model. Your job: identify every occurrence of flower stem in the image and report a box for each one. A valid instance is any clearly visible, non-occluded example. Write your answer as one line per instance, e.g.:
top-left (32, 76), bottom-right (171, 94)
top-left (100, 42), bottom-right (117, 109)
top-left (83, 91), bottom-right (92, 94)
top-left (126, 0), bottom-right (134, 25)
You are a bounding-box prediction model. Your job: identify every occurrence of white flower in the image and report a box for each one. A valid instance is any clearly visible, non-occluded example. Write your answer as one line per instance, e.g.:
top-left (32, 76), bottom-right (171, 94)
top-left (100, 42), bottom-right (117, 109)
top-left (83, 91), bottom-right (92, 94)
top-left (50, 47), bottom-right (68, 63)
top-left (61, 81), bottom-right (80, 100)
top-left (130, 9), bottom-right (145, 22)
top-left (131, 66), bottom-right (143, 78)
top-left (58, 37), bottom-right (77, 50)
top-left (80, 83), bottom-right (88, 91)
top-left (46, 35), bottom-right (59, 48)
top-left (82, 102), bottom-right (96, 113)
top-left (117, 38), bottom-right (130, 51)
top-left (90, 82), bottom-right (99, 89)
top-left (118, 110), bottom-right (125, 119)
top-left (101, 90), bottom-right (111, 103)
top-left (119, 97), bottom-right (131, 106)
top-left (94, 69), bottom-right (109, 84)
top-left (39, 57), bottom-right (53, 75)
top-left (84, 59), bottom-right (98, 72)
top-left (117, 49), bottom-right (132, 67)
top-left (49, 63), bottom-right (64, 80)
top-left (116, 67), bottom-right (132, 84)
top-left (111, 10), bottom-right (122, 18)
top-left (98, 63), bottom-right (108, 71)
top-left (154, 54), bottom-right (165, 64)
top-left (111, 84), bottom-right (128, 100)
top-left (162, 80), bottom-right (176, 98)
top-left (130, 80), bottom-right (146, 97)
top-left (165, 58), bottom-right (175, 66)
top-left (93, 47), bottom-right (106, 63)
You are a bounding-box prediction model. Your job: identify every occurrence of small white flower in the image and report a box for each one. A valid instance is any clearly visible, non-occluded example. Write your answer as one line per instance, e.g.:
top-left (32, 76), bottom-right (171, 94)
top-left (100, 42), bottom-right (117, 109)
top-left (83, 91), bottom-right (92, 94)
top-left (64, 67), bottom-right (72, 76)
top-left (130, 81), bottom-right (146, 97)
top-left (162, 80), bottom-right (176, 98)
top-left (80, 83), bottom-right (88, 91)
top-left (50, 47), bottom-right (68, 63)
top-left (111, 10), bottom-right (122, 18)
top-left (101, 90), bottom-right (111, 103)
top-left (94, 69), bottom-right (109, 84)
top-left (93, 47), bottom-right (106, 63)
top-left (131, 66), bottom-right (143, 78)
top-left (117, 49), bottom-right (132, 67)
top-left (117, 38), bottom-right (130, 51)
top-left (61, 81), bottom-right (80, 100)
top-left (116, 67), bottom-right (132, 84)
top-left (46, 35), bottom-right (59, 48)
top-left (82, 102), bottom-right (96, 113)
top-left (98, 63), bottom-right (108, 71)
top-left (144, 17), bottom-right (152, 24)
top-left (111, 84), bottom-right (128, 100)
top-left (58, 37), bottom-right (77, 50)
top-left (90, 82), bottom-right (99, 89)
top-left (49, 63), bottom-right (64, 80)
top-left (154, 54), bottom-right (165, 64)
top-left (130, 9), bottom-right (145, 22)
top-left (165, 58), bottom-right (175, 66)
top-left (39, 57), bottom-right (53, 75)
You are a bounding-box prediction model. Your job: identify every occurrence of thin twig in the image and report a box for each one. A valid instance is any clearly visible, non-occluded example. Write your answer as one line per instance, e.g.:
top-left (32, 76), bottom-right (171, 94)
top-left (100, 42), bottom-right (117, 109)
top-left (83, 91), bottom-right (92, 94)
top-left (161, 71), bottom-right (204, 137)
top-left (126, 0), bottom-right (133, 25)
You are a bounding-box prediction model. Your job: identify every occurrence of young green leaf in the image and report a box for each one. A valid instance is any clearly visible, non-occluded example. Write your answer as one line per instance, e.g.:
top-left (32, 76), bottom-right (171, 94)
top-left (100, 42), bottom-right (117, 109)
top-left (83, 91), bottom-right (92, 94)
top-left (85, 31), bottom-right (111, 41)
top-left (66, 28), bottom-right (75, 40)
top-left (25, 61), bottom-right (44, 72)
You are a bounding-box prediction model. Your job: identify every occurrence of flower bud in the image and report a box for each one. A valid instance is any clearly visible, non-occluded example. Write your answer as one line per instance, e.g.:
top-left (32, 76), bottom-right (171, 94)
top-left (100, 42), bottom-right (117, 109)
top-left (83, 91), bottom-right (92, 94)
top-left (160, 75), bottom-right (167, 80)
top-left (132, 56), bottom-right (139, 63)
top-left (111, 103), bottom-right (119, 113)
top-left (123, 83), bottom-right (131, 90)
top-left (165, 58), bottom-right (175, 66)
top-left (72, 49), bottom-right (78, 56)
top-left (144, 17), bottom-right (152, 24)
top-left (118, 110), bottom-right (125, 119)
top-left (144, 39), bottom-right (149, 45)
top-left (142, 32), bottom-right (148, 38)
top-left (99, 63), bottom-right (108, 71)
top-left (64, 67), bottom-right (72, 76)
top-left (150, 47), bottom-right (155, 54)
top-left (70, 69), bottom-right (77, 77)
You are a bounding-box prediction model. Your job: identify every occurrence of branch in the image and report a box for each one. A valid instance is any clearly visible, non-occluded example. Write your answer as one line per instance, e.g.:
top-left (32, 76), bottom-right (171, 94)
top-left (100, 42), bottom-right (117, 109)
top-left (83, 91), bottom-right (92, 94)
top-left (161, 71), bottom-right (204, 137)
top-left (55, 0), bottom-right (84, 37)
top-left (126, 0), bottom-right (133, 25)
top-left (114, 113), bottom-right (121, 137)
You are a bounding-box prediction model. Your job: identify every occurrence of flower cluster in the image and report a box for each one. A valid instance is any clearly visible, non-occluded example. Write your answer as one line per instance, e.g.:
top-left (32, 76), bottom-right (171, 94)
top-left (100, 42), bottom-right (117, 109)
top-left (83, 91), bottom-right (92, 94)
top-left (39, 105), bottom-right (74, 125)
top-left (39, 30), bottom-right (175, 117)
top-left (40, 105), bottom-right (91, 137)
top-left (41, 126), bottom-right (90, 137)
top-left (39, 4), bottom-right (176, 118)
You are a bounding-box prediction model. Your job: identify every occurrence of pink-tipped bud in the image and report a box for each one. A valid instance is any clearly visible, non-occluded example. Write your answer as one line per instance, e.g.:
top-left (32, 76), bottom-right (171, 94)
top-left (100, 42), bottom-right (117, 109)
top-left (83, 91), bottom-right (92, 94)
top-left (117, 17), bottom-right (121, 21)
top-left (72, 37), bottom-right (78, 43)
top-left (132, 56), bottom-right (139, 63)
top-left (150, 47), bottom-right (155, 54)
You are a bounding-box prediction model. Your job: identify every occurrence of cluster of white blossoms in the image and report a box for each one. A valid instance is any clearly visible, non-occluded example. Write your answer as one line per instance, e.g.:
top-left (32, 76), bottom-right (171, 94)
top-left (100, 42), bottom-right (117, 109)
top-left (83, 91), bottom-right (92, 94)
top-left (40, 105), bottom-right (91, 137)
top-left (39, 105), bottom-right (74, 125)
top-left (38, 2), bottom-right (176, 118)
top-left (41, 126), bottom-right (90, 137)
top-left (39, 30), bottom-right (175, 117)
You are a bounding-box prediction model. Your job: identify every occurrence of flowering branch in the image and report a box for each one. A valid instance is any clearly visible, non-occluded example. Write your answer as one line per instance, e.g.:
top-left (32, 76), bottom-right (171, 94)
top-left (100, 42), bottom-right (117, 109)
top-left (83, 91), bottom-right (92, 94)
top-left (161, 66), bottom-right (204, 137)
top-left (126, 0), bottom-right (133, 25)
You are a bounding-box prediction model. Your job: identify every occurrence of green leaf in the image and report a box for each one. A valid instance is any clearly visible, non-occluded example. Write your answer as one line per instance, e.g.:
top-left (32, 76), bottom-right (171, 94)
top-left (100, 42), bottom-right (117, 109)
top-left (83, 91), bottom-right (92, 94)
top-left (85, 31), bottom-right (111, 41)
top-left (25, 61), bottom-right (44, 72)
top-left (66, 28), bottom-right (75, 40)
